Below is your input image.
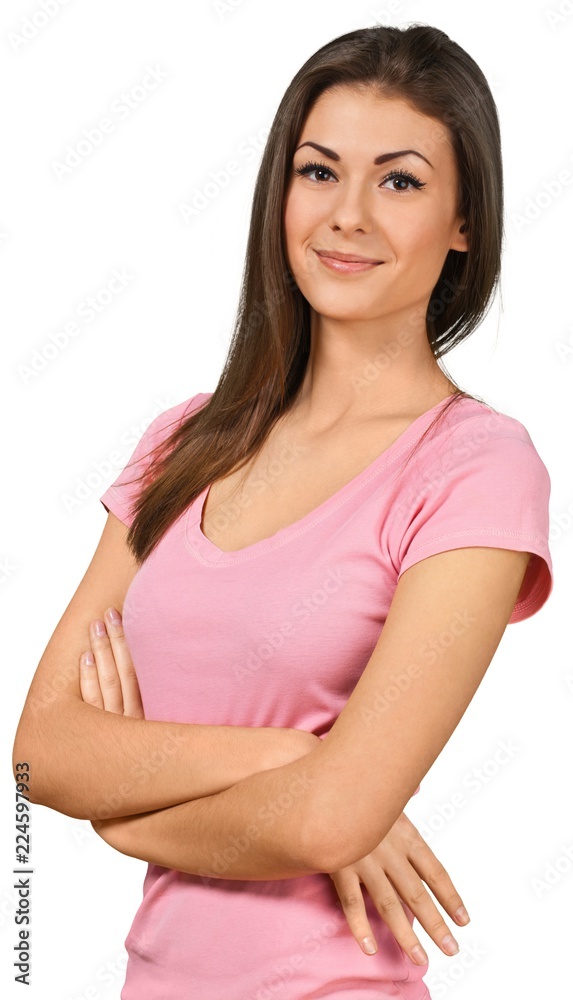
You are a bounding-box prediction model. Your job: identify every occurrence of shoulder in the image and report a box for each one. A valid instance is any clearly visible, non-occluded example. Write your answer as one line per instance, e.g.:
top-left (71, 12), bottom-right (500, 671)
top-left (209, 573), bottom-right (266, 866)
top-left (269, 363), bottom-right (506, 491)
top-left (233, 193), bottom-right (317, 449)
top-left (98, 391), bottom-right (213, 528)
top-left (162, 390), bottom-right (213, 425)
top-left (414, 394), bottom-right (550, 481)
top-left (386, 395), bottom-right (553, 624)
top-left (433, 394), bottom-right (540, 444)
top-left (394, 393), bottom-right (552, 515)
top-left (145, 391), bottom-right (213, 442)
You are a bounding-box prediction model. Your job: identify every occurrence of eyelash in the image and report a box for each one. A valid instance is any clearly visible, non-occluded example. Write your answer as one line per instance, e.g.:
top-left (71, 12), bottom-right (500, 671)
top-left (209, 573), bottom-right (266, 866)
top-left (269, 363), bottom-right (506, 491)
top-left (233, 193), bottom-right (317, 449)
top-left (293, 158), bottom-right (426, 192)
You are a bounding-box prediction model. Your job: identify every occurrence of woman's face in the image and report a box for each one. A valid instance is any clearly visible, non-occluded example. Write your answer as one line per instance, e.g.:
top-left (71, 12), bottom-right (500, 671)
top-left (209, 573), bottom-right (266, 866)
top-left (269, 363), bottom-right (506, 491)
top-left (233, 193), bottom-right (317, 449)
top-left (283, 85), bottom-right (468, 328)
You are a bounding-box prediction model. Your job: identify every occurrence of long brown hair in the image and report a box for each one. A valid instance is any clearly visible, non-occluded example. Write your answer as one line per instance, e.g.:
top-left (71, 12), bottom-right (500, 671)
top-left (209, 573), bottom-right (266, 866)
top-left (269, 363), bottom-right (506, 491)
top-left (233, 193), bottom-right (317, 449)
top-left (123, 23), bottom-right (504, 564)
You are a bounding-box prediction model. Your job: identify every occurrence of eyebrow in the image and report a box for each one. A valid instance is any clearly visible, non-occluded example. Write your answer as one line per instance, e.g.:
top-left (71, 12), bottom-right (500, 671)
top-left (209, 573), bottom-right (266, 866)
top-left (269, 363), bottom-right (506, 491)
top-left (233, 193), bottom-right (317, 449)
top-left (294, 140), bottom-right (434, 169)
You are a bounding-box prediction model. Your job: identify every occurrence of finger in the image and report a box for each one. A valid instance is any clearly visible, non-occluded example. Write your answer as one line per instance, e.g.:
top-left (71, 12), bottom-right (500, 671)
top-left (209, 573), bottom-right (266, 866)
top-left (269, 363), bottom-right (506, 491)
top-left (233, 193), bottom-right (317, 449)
top-left (381, 848), bottom-right (461, 958)
top-left (408, 838), bottom-right (470, 928)
top-left (90, 619), bottom-right (125, 714)
top-left (329, 868), bottom-right (379, 957)
top-left (358, 858), bottom-right (429, 966)
top-left (79, 651), bottom-right (104, 709)
top-left (103, 607), bottom-right (144, 718)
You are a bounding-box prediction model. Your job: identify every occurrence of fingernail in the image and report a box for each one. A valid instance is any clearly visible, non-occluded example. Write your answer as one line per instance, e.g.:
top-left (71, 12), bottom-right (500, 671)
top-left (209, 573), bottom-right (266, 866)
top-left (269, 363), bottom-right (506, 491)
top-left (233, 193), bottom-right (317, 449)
top-left (455, 905), bottom-right (470, 924)
top-left (442, 934), bottom-right (459, 955)
top-left (411, 944), bottom-right (428, 965)
top-left (92, 620), bottom-right (107, 637)
top-left (105, 607), bottom-right (121, 624)
top-left (362, 937), bottom-right (377, 954)
top-left (81, 651), bottom-right (95, 667)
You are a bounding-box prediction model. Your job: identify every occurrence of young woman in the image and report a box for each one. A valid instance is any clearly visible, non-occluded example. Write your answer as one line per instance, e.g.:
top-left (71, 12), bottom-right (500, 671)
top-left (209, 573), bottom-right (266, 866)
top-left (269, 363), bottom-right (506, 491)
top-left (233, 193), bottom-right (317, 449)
top-left (14, 23), bottom-right (553, 1000)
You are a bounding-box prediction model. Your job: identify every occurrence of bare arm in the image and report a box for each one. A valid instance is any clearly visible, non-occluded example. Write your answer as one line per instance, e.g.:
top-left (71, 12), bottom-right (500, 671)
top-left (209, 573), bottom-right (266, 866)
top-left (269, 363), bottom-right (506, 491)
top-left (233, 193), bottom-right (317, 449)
top-left (12, 511), bottom-right (316, 821)
top-left (95, 546), bottom-right (530, 878)
top-left (86, 626), bottom-right (469, 967)
top-left (94, 754), bottom-right (322, 879)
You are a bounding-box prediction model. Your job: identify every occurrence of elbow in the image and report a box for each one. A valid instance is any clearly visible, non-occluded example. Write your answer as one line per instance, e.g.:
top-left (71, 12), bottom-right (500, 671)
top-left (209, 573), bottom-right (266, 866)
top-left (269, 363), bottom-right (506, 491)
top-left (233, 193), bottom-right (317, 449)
top-left (12, 706), bottom-right (91, 820)
top-left (299, 805), bottom-right (361, 874)
top-left (302, 824), bottom-right (350, 874)
top-left (12, 718), bottom-right (40, 801)
top-left (91, 818), bottom-right (128, 853)
top-left (301, 801), bottom-right (380, 873)
top-left (305, 828), bottom-right (376, 874)
top-left (290, 762), bottom-right (370, 873)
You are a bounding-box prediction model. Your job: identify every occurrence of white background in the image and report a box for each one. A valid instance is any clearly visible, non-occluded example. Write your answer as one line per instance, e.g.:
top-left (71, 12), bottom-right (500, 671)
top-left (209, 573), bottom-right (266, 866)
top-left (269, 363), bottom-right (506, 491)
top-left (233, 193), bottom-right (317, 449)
top-left (2, 1), bottom-right (572, 998)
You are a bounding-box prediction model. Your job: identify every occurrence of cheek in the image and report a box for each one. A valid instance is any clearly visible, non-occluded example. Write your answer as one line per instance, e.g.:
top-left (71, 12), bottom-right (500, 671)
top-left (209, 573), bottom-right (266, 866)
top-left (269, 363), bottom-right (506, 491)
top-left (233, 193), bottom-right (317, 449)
top-left (284, 198), bottom-right (304, 246)
top-left (284, 191), bottom-right (322, 246)
top-left (393, 210), bottom-right (452, 266)
top-left (283, 199), bottom-right (299, 260)
top-left (284, 205), bottom-right (312, 277)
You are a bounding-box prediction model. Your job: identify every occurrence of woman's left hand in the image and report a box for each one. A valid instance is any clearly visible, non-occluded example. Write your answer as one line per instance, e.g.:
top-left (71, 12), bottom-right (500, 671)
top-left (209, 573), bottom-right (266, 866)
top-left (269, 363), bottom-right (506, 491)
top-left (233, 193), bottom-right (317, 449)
top-left (329, 811), bottom-right (470, 965)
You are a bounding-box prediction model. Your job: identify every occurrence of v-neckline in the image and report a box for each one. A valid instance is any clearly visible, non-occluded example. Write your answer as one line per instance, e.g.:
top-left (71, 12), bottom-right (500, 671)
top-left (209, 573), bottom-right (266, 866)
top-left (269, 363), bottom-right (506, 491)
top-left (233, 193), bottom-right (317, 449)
top-left (184, 393), bottom-right (460, 565)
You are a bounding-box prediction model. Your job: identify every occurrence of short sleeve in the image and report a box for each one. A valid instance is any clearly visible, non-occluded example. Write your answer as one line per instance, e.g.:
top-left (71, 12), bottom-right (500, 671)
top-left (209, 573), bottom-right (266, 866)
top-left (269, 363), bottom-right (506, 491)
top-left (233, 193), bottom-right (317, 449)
top-left (394, 412), bottom-right (553, 624)
top-left (99, 393), bottom-right (209, 528)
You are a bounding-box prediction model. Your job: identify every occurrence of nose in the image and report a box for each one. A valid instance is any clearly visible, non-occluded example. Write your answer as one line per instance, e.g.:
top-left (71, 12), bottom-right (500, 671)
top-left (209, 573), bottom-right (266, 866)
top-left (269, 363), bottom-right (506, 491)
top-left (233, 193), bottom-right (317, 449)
top-left (327, 181), bottom-right (374, 235)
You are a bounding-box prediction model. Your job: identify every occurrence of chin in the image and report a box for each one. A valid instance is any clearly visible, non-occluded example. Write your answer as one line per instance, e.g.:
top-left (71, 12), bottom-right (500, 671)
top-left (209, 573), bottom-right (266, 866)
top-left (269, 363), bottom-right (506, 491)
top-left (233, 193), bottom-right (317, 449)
top-left (308, 300), bottom-right (379, 322)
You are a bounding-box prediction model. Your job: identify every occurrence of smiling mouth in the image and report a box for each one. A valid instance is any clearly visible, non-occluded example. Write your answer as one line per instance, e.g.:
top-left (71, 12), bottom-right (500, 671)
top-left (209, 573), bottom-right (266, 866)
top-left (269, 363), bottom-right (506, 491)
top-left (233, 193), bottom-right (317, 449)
top-left (313, 249), bottom-right (384, 273)
top-left (314, 249), bottom-right (383, 264)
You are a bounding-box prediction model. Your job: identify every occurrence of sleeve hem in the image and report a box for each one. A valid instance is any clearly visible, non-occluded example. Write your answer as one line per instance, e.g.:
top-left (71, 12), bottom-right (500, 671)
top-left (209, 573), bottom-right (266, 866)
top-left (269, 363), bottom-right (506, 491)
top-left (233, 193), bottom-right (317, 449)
top-left (99, 486), bottom-right (132, 528)
top-left (397, 528), bottom-right (553, 623)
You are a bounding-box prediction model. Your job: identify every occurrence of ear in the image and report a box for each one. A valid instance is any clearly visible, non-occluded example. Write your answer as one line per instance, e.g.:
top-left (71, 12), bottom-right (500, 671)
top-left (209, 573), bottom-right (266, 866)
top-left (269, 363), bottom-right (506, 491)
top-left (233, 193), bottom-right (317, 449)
top-left (450, 217), bottom-right (469, 253)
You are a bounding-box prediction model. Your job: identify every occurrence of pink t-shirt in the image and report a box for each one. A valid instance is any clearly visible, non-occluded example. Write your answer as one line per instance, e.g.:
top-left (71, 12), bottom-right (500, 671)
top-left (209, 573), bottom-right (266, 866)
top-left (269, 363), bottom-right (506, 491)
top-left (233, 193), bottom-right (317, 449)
top-left (99, 391), bottom-right (553, 1000)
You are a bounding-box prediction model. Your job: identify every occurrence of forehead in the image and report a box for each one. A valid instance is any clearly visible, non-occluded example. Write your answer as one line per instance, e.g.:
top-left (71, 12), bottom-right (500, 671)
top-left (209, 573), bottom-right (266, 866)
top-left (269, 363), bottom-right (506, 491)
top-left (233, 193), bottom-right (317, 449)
top-left (298, 85), bottom-right (454, 166)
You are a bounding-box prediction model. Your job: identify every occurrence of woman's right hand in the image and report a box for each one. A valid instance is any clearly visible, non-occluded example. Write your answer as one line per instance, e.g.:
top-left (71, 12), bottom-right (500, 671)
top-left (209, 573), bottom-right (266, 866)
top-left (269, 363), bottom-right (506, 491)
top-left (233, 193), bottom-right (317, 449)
top-left (327, 811), bottom-right (469, 965)
top-left (275, 732), bottom-right (470, 966)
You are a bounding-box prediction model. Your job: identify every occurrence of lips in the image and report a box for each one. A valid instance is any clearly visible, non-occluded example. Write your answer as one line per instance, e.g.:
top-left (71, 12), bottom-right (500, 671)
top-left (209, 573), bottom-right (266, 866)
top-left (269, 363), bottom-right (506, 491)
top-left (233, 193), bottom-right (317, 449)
top-left (313, 248), bottom-right (383, 275)
top-left (314, 248), bottom-right (383, 264)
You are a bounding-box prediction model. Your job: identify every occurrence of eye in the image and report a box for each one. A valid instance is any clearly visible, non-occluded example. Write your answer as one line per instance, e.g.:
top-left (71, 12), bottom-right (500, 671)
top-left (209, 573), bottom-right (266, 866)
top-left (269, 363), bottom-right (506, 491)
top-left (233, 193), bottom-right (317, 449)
top-left (293, 160), bottom-right (426, 193)
top-left (380, 169), bottom-right (426, 192)
top-left (293, 159), bottom-right (335, 183)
